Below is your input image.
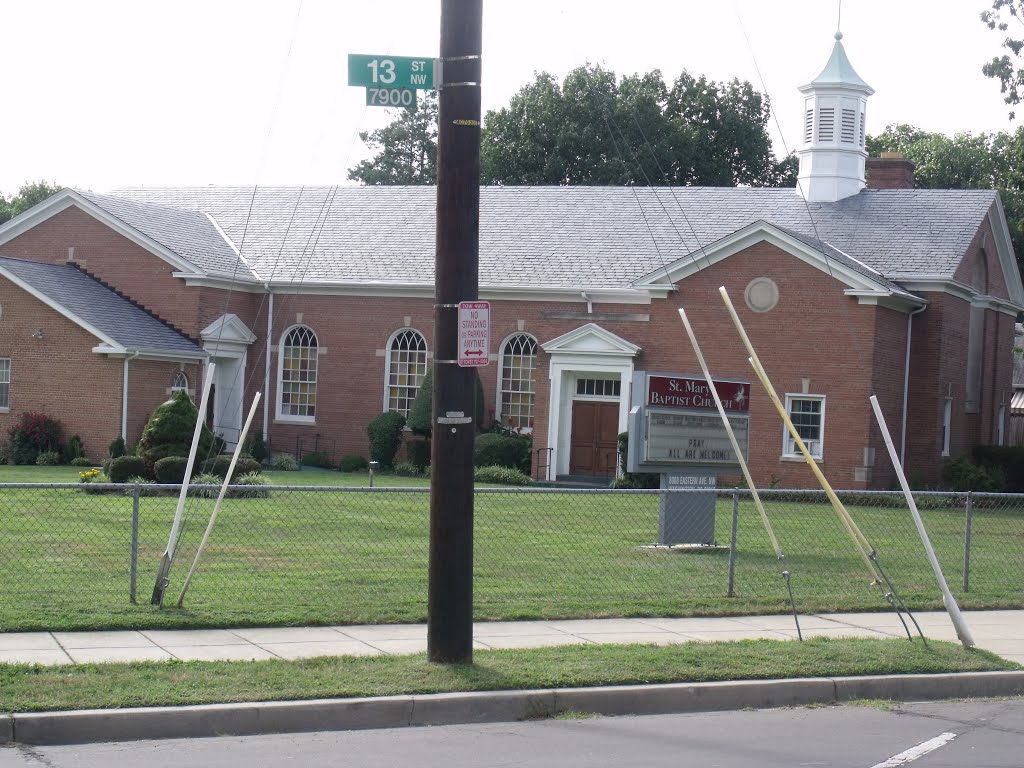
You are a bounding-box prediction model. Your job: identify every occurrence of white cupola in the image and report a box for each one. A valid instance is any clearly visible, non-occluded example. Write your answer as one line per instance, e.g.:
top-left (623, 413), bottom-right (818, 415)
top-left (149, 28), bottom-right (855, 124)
top-left (796, 31), bottom-right (874, 202)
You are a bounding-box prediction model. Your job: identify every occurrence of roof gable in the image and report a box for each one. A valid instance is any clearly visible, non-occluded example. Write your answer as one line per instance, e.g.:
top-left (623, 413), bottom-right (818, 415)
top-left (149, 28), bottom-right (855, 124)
top-left (0, 256), bottom-right (205, 359)
top-left (542, 323), bottom-right (640, 357)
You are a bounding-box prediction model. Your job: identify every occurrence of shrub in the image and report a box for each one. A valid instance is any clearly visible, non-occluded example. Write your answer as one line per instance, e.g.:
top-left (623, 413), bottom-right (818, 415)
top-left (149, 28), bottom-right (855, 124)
top-left (230, 472), bottom-right (271, 498)
top-left (392, 461), bottom-right (423, 476)
top-left (301, 451), bottom-right (333, 468)
top-left (474, 465), bottom-right (531, 486)
top-left (406, 439), bottom-right (430, 470)
top-left (473, 432), bottom-right (531, 473)
top-left (972, 445), bottom-right (1024, 492)
top-left (202, 455), bottom-right (262, 480)
top-left (140, 443), bottom-right (190, 479)
top-left (123, 476), bottom-right (161, 497)
top-left (406, 369), bottom-right (433, 437)
top-left (8, 411), bottom-right (63, 464)
top-left (271, 453), bottom-right (300, 471)
top-left (154, 456), bottom-right (190, 484)
top-left (108, 456), bottom-right (149, 484)
top-left (941, 454), bottom-right (1003, 492)
top-left (138, 391), bottom-right (220, 459)
top-left (108, 436), bottom-right (127, 459)
top-left (64, 434), bottom-right (85, 463)
top-left (367, 411), bottom-right (406, 467)
top-left (70, 456), bottom-right (93, 467)
top-left (0, 443), bottom-right (8, 465)
top-left (242, 432), bottom-right (269, 464)
top-left (338, 453), bottom-right (369, 472)
top-left (35, 450), bottom-right (61, 466)
top-left (191, 473), bottom-right (223, 498)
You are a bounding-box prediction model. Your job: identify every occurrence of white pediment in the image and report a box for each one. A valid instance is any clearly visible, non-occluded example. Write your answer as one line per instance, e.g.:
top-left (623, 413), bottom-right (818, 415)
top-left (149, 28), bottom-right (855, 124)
top-left (201, 314), bottom-right (257, 345)
top-left (541, 323), bottom-right (640, 357)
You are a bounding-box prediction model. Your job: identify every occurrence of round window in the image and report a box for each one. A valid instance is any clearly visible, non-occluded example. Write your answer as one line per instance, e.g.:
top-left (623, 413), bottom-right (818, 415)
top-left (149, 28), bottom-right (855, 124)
top-left (744, 277), bottom-right (779, 313)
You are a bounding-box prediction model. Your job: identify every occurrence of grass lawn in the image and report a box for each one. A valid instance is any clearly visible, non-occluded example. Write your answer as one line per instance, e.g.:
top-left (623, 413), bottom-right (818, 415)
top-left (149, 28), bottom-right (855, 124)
top-left (0, 637), bottom-right (1013, 713)
top-left (0, 466), bottom-right (1022, 632)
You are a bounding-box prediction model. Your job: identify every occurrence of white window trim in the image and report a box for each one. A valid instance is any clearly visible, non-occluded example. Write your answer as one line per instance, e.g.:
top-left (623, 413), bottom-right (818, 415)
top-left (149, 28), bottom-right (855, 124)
top-left (942, 397), bottom-right (953, 457)
top-left (382, 327), bottom-right (428, 416)
top-left (276, 324), bottom-right (318, 425)
top-left (496, 332), bottom-right (538, 433)
top-left (782, 393), bottom-right (826, 460)
top-left (0, 357), bottom-right (9, 412)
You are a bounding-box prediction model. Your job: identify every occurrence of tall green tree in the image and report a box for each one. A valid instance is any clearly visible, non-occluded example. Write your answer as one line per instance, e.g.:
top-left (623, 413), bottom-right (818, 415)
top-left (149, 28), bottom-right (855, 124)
top-left (868, 124), bottom-right (1024, 274)
top-left (0, 180), bottom-right (62, 225)
top-left (480, 64), bottom-right (796, 187)
top-left (982, 0), bottom-right (1024, 118)
top-left (347, 92), bottom-right (438, 185)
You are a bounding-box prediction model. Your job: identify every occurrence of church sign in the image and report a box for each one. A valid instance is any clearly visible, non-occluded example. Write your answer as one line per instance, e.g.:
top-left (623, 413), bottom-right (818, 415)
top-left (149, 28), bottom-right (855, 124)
top-left (627, 372), bottom-right (750, 474)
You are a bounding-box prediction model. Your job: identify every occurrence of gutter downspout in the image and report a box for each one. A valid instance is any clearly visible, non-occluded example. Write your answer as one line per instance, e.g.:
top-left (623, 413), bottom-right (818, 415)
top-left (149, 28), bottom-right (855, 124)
top-left (264, 290), bottom-right (273, 440)
top-left (581, 291), bottom-right (593, 314)
top-left (900, 304), bottom-right (928, 468)
top-left (121, 351), bottom-right (141, 440)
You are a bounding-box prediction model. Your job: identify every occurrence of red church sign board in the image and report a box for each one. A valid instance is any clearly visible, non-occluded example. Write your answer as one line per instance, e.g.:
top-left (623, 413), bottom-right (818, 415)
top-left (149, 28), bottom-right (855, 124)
top-left (646, 375), bottom-right (749, 413)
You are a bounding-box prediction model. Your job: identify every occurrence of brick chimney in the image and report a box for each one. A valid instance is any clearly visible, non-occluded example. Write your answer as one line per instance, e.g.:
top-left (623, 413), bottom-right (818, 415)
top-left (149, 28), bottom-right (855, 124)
top-left (866, 152), bottom-right (915, 189)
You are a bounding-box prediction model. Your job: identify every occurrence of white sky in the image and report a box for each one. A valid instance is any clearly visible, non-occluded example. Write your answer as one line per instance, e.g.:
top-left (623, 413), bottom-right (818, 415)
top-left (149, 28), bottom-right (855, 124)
top-left (0, 0), bottom-right (1015, 198)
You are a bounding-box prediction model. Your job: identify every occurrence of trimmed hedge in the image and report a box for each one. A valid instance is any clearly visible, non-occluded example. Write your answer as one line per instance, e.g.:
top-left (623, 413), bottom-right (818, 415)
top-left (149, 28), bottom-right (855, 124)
top-left (972, 445), bottom-right (1024, 492)
top-left (474, 465), bottom-right (531, 486)
top-left (406, 439), bottom-right (430, 470)
top-left (368, 411), bottom-right (406, 468)
top-left (473, 432), bottom-right (531, 473)
top-left (202, 455), bottom-right (262, 480)
top-left (108, 456), bottom-right (149, 484)
top-left (154, 456), bottom-right (190, 484)
top-left (338, 454), bottom-right (369, 473)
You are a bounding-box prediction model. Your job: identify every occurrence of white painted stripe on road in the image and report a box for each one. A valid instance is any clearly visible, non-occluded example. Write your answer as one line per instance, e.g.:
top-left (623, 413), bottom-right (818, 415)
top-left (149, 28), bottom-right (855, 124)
top-left (870, 732), bottom-right (957, 767)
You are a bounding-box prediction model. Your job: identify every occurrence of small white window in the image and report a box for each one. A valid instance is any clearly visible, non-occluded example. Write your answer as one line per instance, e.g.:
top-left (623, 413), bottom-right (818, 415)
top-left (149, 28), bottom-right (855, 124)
top-left (385, 329), bottom-right (427, 417)
top-left (783, 394), bottom-right (825, 459)
top-left (0, 358), bottom-right (9, 410)
top-left (997, 404), bottom-right (1006, 446)
top-left (278, 325), bottom-right (318, 421)
top-left (499, 334), bottom-right (537, 431)
top-left (942, 397), bottom-right (952, 456)
top-left (170, 371), bottom-right (189, 393)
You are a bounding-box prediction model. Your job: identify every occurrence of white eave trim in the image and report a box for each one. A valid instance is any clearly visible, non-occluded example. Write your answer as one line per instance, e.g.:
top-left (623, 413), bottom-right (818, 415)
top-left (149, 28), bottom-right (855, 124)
top-left (989, 197), bottom-right (1024, 306)
top-left (897, 277), bottom-right (1024, 316)
top-left (96, 346), bottom-right (207, 362)
top-left (0, 190), bottom-right (201, 276)
top-left (204, 212), bottom-right (264, 283)
top-left (843, 289), bottom-right (928, 312)
top-left (178, 275), bottom-right (661, 303)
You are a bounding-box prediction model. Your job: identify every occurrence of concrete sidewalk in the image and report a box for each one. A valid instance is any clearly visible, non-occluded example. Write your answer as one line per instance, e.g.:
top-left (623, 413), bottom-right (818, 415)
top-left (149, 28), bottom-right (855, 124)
top-left (2, 610), bottom-right (1022, 666)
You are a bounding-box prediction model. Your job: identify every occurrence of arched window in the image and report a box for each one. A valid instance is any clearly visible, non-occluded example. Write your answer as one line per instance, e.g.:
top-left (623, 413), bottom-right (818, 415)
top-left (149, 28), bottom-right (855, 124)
top-left (278, 325), bottom-right (318, 420)
top-left (386, 329), bottom-right (427, 416)
top-left (170, 371), bottom-right (189, 393)
top-left (499, 333), bottom-right (538, 431)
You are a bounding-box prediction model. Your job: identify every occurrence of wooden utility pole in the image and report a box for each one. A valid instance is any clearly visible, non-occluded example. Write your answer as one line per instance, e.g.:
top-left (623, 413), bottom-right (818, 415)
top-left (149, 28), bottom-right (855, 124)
top-left (428, 0), bottom-right (482, 664)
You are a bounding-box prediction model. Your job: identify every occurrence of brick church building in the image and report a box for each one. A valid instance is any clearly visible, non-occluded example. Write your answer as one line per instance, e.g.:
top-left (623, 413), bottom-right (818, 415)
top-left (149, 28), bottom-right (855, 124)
top-left (0, 34), bottom-right (1020, 488)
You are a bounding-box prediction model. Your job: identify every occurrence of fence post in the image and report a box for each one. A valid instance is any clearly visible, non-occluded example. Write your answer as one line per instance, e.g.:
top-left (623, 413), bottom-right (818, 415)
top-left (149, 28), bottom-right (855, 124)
top-left (963, 491), bottom-right (973, 593)
top-left (129, 483), bottom-right (140, 604)
top-left (727, 491), bottom-right (740, 597)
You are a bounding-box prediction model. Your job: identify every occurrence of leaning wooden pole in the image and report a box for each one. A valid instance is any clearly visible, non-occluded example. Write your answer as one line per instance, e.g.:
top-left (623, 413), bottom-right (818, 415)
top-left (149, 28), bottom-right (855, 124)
top-left (869, 395), bottom-right (975, 647)
top-left (717, 287), bottom-right (879, 582)
top-left (678, 307), bottom-right (782, 559)
top-left (151, 362), bottom-right (216, 605)
top-left (177, 392), bottom-right (262, 608)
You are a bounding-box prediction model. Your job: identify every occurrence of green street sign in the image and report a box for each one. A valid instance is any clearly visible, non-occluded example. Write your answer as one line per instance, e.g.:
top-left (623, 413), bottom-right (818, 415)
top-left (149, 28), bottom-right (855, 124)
top-left (348, 54), bottom-right (437, 90)
top-left (366, 87), bottom-right (417, 110)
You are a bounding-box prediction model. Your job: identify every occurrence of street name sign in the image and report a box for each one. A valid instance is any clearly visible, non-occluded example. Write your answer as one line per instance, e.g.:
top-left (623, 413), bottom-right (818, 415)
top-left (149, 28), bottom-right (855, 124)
top-left (348, 54), bottom-right (438, 89)
top-left (458, 301), bottom-right (489, 367)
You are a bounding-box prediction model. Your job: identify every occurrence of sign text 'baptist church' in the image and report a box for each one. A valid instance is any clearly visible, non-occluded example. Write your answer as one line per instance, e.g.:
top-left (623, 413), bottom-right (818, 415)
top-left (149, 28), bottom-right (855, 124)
top-left (646, 375), bottom-right (750, 413)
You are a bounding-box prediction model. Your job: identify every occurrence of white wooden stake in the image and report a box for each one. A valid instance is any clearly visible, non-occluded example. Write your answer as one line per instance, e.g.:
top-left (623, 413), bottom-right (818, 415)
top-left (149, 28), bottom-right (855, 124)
top-left (177, 392), bottom-right (262, 607)
top-left (869, 394), bottom-right (975, 648)
top-left (678, 308), bottom-right (783, 558)
top-left (151, 362), bottom-right (216, 605)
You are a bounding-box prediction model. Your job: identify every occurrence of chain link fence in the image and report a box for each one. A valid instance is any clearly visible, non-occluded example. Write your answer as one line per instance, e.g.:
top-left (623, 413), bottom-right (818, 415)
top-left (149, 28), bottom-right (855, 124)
top-left (0, 483), bottom-right (1021, 631)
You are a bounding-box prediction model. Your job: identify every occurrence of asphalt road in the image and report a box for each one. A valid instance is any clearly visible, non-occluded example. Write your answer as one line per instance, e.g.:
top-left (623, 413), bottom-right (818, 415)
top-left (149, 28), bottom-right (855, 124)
top-left (1, 699), bottom-right (1022, 767)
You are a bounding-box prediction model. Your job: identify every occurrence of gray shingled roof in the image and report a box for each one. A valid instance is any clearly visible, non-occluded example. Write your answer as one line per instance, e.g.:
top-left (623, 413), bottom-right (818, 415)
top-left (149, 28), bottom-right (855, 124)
top-left (0, 256), bottom-right (204, 356)
top-left (106, 185), bottom-right (999, 291)
top-left (76, 190), bottom-right (254, 280)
